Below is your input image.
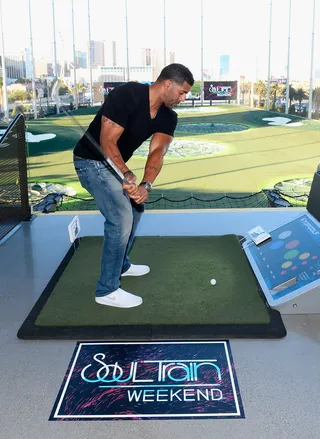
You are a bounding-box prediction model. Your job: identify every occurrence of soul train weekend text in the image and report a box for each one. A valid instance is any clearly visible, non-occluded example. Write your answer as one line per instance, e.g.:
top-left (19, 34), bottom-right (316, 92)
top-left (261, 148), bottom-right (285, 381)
top-left (80, 353), bottom-right (224, 403)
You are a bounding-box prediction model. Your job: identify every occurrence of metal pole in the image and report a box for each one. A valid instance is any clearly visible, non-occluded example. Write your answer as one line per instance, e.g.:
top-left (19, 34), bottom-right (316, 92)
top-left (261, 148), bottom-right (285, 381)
top-left (266, 0), bottom-right (272, 111)
top-left (88, 0), bottom-right (93, 106)
top-left (0, 0), bottom-right (9, 122)
top-left (285, 0), bottom-right (292, 114)
top-left (163, 0), bottom-right (167, 66)
top-left (28, 0), bottom-right (37, 119)
top-left (200, 0), bottom-right (204, 106)
top-left (52, 0), bottom-right (59, 114)
top-left (71, 0), bottom-right (78, 109)
top-left (308, 0), bottom-right (316, 119)
top-left (250, 81), bottom-right (254, 108)
top-left (125, 0), bottom-right (129, 81)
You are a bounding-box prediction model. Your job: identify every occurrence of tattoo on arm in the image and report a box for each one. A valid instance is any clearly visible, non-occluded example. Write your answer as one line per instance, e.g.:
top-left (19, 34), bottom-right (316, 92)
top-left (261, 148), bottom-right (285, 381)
top-left (146, 165), bottom-right (158, 172)
top-left (102, 117), bottom-right (117, 128)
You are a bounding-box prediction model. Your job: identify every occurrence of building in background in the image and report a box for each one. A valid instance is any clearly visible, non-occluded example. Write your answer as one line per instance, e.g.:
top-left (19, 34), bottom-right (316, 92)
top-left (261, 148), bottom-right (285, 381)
top-left (63, 61), bottom-right (71, 77)
top-left (112, 41), bottom-right (117, 66)
top-left (104, 41), bottom-right (117, 66)
top-left (47, 63), bottom-right (54, 77)
top-left (130, 65), bottom-right (153, 82)
top-left (7, 55), bottom-right (26, 79)
top-left (75, 51), bottom-right (87, 69)
top-left (219, 55), bottom-right (230, 79)
top-left (24, 48), bottom-right (32, 79)
top-left (314, 68), bottom-right (320, 88)
top-left (0, 53), bottom-right (26, 80)
top-left (97, 65), bottom-right (153, 82)
top-left (88, 40), bottom-right (105, 68)
top-left (140, 48), bottom-right (163, 80)
top-left (66, 66), bottom-right (123, 86)
top-left (151, 49), bottom-right (163, 81)
top-left (98, 66), bottom-right (125, 82)
top-left (48, 62), bottom-right (62, 78)
top-left (0, 50), bottom-right (65, 82)
top-left (141, 48), bottom-right (152, 66)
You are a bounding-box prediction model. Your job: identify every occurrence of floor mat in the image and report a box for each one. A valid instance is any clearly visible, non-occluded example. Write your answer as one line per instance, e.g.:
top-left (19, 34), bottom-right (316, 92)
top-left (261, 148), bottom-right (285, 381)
top-left (17, 235), bottom-right (286, 339)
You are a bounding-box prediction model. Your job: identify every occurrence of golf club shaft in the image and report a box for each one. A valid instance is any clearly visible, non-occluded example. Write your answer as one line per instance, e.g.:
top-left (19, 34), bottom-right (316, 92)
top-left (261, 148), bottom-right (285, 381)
top-left (60, 108), bottom-right (131, 185)
top-left (51, 74), bottom-right (131, 184)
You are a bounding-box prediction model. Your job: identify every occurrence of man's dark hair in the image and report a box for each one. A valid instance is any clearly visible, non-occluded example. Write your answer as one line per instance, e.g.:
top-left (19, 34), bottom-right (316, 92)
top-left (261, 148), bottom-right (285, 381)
top-left (156, 63), bottom-right (194, 87)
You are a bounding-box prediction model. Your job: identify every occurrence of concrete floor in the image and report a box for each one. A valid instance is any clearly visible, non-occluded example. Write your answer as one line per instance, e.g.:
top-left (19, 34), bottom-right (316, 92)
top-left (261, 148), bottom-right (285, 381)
top-left (1, 209), bottom-right (320, 439)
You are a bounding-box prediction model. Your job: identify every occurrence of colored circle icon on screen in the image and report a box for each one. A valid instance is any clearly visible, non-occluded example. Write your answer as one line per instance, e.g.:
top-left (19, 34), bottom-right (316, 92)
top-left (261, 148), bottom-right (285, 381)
top-left (278, 231), bottom-right (292, 239)
top-left (285, 240), bottom-right (299, 249)
top-left (282, 261), bottom-right (292, 269)
top-left (270, 241), bottom-right (284, 250)
top-left (284, 249), bottom-right (299, 260)
top-left (299, 252), bottom-right (310, 260)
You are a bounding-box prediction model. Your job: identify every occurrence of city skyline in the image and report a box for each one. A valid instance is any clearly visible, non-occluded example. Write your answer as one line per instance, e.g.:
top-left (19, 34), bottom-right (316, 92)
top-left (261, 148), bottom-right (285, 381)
top-left (0, 0), bottom-right (319, 81)
top-left (0, 42), bottom-right (172, 82)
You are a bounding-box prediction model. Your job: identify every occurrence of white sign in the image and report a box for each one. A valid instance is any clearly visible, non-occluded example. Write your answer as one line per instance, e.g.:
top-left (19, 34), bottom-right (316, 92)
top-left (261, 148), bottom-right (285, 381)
top-left (68, 215), bottom-right (81, 243)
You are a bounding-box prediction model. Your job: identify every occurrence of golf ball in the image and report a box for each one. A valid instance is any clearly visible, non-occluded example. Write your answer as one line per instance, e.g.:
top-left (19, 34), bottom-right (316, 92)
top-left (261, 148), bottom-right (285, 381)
top-left (210, 279), bottom-right (217, 285)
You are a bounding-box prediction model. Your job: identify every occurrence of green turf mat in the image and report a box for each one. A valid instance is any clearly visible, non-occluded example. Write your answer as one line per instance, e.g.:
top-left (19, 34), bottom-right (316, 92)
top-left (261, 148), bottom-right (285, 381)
top-left (37, 235), bottom-right (270, 326)
top-left (17, 235), bottom-right (286, 339)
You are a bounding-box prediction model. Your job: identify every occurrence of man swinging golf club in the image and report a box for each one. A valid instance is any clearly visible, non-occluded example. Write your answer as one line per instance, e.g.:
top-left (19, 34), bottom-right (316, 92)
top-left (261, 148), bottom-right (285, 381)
top-left (73, 63), bottom-right (194, 308)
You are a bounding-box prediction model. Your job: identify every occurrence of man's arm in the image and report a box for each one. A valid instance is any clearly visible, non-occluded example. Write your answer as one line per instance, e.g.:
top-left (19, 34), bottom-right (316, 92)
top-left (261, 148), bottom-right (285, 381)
top-left (100, 116), bottom-right (137, 193)
top-left (141, 132), bottom-right (173, 184)
top-left (100, 115), bottom-right (129, 175)
top-left (130, 132), bottom-right (172, 204)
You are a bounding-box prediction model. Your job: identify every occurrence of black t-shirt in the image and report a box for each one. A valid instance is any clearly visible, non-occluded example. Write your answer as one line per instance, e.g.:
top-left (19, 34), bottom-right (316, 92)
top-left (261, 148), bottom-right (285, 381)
top-left (73, 82), bottom-right (178, 162)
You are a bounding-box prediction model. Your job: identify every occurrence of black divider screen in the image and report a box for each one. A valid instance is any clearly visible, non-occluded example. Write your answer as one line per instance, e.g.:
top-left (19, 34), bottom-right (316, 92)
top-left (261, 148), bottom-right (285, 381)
top-left (0, 113), bottom-right (30, 241)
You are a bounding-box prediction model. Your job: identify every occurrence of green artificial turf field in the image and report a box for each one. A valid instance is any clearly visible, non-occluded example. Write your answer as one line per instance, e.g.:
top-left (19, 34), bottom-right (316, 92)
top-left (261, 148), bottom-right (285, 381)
top-left (18, 105), bottom-right (320, 208)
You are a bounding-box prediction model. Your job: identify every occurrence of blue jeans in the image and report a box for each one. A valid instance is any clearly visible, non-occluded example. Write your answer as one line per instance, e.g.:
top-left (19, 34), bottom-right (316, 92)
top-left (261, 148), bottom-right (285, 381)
top-left (73, 156), bottom-right (144, 297)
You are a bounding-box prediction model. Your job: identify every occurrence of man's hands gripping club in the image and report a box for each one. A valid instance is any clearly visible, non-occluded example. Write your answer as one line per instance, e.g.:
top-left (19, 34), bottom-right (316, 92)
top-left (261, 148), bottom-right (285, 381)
top-left (122, 171), bottom-right (149, 204)
top-left (122, 129), bottom-right (174, 204)
top-left (100, 117), bottom-right (172, 204)
top-left (100, 116), bottom-right (149, 204)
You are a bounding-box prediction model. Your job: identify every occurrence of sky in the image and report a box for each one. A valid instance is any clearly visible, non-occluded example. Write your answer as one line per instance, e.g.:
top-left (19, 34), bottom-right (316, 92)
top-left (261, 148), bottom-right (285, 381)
top-left (0, 0), bottom-right (319, 81)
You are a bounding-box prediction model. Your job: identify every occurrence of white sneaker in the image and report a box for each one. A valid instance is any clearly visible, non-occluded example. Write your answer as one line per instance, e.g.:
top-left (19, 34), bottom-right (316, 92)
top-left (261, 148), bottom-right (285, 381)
top-left (121, 264), bottom-right (150, 277)
top-left (95, 288), bottom-right (143, 308)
